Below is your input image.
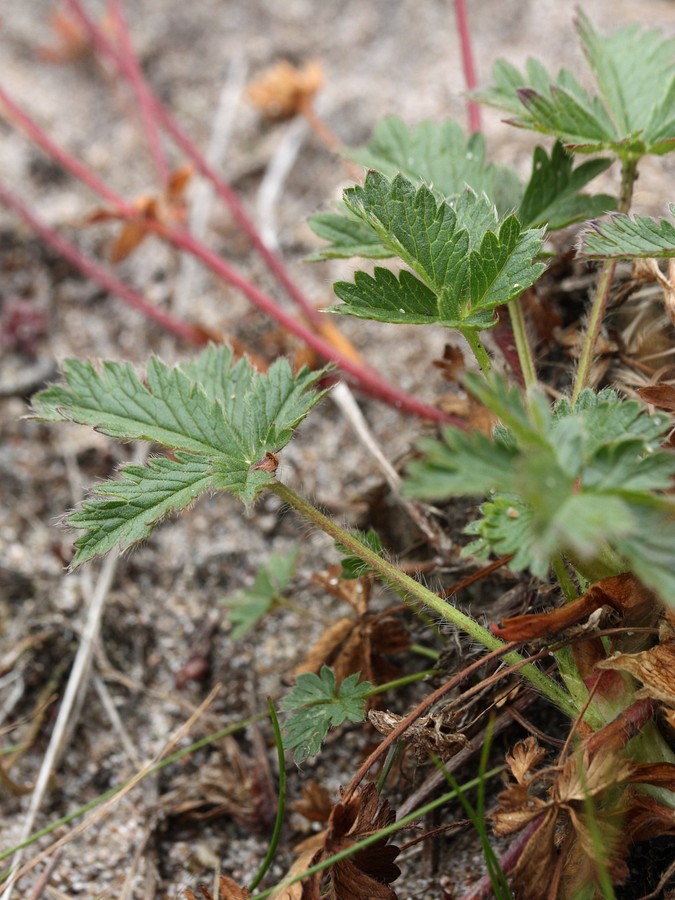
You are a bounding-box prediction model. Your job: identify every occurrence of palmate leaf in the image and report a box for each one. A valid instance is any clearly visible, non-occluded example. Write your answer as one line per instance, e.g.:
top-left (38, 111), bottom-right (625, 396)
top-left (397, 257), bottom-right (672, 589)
top-left (579, 211), bottom-right (675, 259)
top-left (404, 376), bottom-right (675, 603)
top-left (31, 345), bottom-right (328, 566)
top-left (281, 666), bottom-right (372, 764)
top-left (476, 12), bottom-right (675, 157)
top-left (332, 172), bottom-right (545, 332)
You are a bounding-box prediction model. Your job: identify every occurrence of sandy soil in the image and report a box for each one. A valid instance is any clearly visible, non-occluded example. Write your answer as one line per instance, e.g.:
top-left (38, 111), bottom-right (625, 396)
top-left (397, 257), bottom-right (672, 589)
top-left (2, 2), bottom-right (675, 898)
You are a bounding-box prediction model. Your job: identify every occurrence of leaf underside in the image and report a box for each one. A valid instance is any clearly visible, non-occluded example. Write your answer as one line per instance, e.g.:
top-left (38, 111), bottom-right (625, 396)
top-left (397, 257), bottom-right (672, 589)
top-left (31, 345), bottom-right (328, 566)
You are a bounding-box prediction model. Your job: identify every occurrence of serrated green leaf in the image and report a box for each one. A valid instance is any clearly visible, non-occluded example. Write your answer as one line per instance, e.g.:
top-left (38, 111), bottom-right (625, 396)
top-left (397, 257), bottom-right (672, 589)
top-left (281, 666), bottom-right (372, 764)
top-left (68, 453), bottom-right (214, 566)
top-left (476, 14), bottom-right (675, 158)
top-left (517, 141), bottom-right (615, 229)
top-left (333, 172), bottom-right (544, 331)
top-left (224, 548), bottom-right (299, 640)
top-left (579, 212), bottom-right (675, 259)
top-left (32, 346), bottom-right (328, 565)
top-left (404, 375), bottom-right (675, 602)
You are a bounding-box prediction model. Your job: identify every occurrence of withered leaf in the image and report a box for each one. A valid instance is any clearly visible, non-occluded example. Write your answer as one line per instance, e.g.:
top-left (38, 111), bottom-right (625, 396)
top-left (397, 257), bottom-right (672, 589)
top-left (597, 639), bottom-right (675, 707)
top-left (247, 59), bottom-right (324, 120)
top-left (295, 569), bottom-right (409, 696)
top-left (492, 573), bottom-right (654, 641)
top-left (292, 779), bottom-right (333, 824)
top-left (184, 876), bottom-right (251, 900)
top-left (639, 382), bottom-right (675, 412)
top-left (506, 810), bottom-right (558, 900)
top-left (555, 750), bottom-right (635, 804)
top-left (304, 783), bottom-right (401, 900)
top-left (493, 782), bottom-right (548, 836)
top-left (506, 737), bottom-right (548, 786)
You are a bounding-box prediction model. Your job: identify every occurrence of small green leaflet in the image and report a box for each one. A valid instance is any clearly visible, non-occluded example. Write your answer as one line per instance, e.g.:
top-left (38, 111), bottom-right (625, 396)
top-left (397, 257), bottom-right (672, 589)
top-left (280, 666), bottom-right (372, 764)
top-left (404, 375), bottom-right (675, 603)
top-left (224, 548), bottom-right (300, 640)
top-left (330, 172), bottom-right (545, 332)
top-left (336, 527), bottom-right (383, 579)
top-left (580, 210), bottom-right (675, 259)
top-left (476, 12), bottom-right (675, 157)
top-left (31, 345), bottom-right (328, 567)
top-left (517, 141), bottom-right (614, 230)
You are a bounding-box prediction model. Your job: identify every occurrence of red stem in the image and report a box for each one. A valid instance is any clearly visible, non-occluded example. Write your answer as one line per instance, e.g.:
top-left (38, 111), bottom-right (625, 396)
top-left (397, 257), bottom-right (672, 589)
top-left (161, 226), bottom-right (457, 421)
top-left (0, 181), bottom-right (205, 345)
top-left (106, 0), bottom-right (170, 183)
top-left (65, 0), bottom-right (326, 331)
top-left (0, 86), bottom-right (453, 422)
top-left (453, 0), bottom-right (482, 133)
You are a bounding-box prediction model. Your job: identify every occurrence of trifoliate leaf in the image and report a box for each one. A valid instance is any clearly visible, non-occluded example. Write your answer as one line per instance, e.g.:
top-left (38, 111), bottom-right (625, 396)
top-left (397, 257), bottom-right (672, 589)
top-left (332, 172), bottom-right (545, 332)
top-left (281, 666), bottom-right (372, 764)
top-left (579, 211), bottom-right (675, 259)
top-left (476, 13), bottom-right (675, 158)
top-left (31, 345), bottom-right (328, 566)
top-left (404, 375), bottom-right (675, 602)
top-left (346, 116), bottom-right (523, 215)
top-left (224, 548), bottom-right (300, 640)
top-left (517, 141), bottom-right (614, 229)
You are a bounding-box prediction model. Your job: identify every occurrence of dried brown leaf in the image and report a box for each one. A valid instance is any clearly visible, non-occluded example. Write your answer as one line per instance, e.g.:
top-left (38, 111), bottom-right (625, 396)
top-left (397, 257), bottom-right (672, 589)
top-left (292, 779), bottom-right (333, 824)
top-left (184, 877), bottom-right (251, 900)
top-left (247, 60), bottom-right (324, 120)
top-left (268, 835), bottom-right (324, 900)
top-left (597, 640), bottom-right (675, 707)
top-left (507, 809), bottom-right (558, 900)
top-left (639, 382), bottom-right (675, 412)
top-left (556, 750), bottom-right (634, 804)
top-left (304, 783), bottom-right (401, 900)
top-left (506, 737), bottom-right (548, 786)
top-left (493, 782), bottom-right (549, 836)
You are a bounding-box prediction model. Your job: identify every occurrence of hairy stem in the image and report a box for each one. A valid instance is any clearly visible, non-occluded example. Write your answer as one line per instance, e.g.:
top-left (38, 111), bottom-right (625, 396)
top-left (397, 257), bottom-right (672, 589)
top-left (270, 480), bottom-right (577, 718)
top-left (572, 156), bottom-right (638, 402)
top-left (507, 296), bottom-right (537, 389)
top-left (462, 329), bottom-right (493, 375)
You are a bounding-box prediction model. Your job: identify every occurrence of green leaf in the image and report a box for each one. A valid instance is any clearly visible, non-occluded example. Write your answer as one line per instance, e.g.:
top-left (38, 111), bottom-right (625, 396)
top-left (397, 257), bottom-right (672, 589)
top-left (224, 548), bottom-right (300, 640)
top-left (476, 14), bottom-right (675, 158)
top-left (347, 116), bottom-right (523, 215)
top-left (332, 172), bottom-right (545, 331)
top-left (517, 141), bottom-right (614, 229)
top-left (68, 454), bottom-right (214, 566)
top-left (336, 527), bottom-right (383, 579)
top-left (280, 666), bottom-right (372, 764)
top-left (579, 211), bottom-right (675, 259)
top-left (404, 376), bottom-right (675, 602)
top-left (31, 346), bottom-right (328, 565)
top-left (307, 203), bottom-right (391, 260)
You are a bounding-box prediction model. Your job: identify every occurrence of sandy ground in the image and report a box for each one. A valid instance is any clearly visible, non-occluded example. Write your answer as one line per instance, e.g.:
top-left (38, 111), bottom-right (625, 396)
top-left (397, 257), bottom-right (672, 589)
top-left (2, 2), bottom-right (675, 897)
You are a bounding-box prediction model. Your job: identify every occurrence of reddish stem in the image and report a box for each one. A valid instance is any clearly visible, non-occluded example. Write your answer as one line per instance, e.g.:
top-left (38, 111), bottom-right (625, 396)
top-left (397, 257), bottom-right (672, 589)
top-left (0, 181), bottom-right (205, 345)
top-left (106, 0), bottom-right (170, 183)
top-left (161, 226), bottom-right (456, 421)
top-left (65, 0), bottom-right (326, 331)
top-left (0, 84), bottom-right (453, 422)
top-left (453, 0), bottom-right (482, 133)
